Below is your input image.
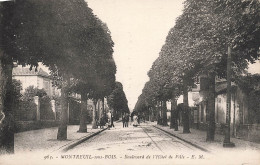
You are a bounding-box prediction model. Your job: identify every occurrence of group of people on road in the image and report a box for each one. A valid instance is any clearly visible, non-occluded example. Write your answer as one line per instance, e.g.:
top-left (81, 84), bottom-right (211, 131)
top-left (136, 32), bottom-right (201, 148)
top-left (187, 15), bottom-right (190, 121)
top-left (122, 113), bottom-right (130, 127)
top-left (96, 110), bottom-right (115, 129)
top-left (99, 110), bottom-right (145, 129)
top-left (122, 112), bottom-right (141, 127)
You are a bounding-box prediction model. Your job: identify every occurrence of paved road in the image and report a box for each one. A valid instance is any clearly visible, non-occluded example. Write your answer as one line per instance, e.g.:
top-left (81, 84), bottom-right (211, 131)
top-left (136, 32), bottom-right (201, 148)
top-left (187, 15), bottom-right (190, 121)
top-left (68, 122), bottom-right (204, 156)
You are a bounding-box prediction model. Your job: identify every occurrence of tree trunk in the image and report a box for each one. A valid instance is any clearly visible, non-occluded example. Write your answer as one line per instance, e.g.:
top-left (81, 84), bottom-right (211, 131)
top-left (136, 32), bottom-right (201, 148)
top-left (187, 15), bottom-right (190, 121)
top-left (92, 99), bottom-right (97, 129)
top-left (0, 2), bottom-right (15, 154)
top-left (170, 105), bottom-right (174, 129)
top-left (206, 72), bottom-right (216, 141)
top-left (162, 100), bottom-right (168, 126)
top-left (97, 99), bottom-right (100, 124)
top-left (232, 92), bottom-right (236, 137)
top-left (148, 106), bottom-right (152, 122)
top-left (170, 94), bottom-right (177, 129)
top-left (158, 101), bottom-right (162, 125)
top-left (160, 101), bottom-right (163, 125)
top-left (102, 97), bottom-right (105, 116)
top-left (174, 107), bottom-right (179, 131)
top-left (156, 101), bottom-right (160, 125)
top-left (151, 106), bottom-right (154, 122)
top-left (0, 52), bottom-right (14, 154)
top-left (98, 99), bottom-right (103, 122)
top-left (182, 79), bottom-right (191, 133)
top-left (148, 107), bottom-right (150, 121)
top-left (57, 77), bottom-right (69, 140)
top-left (78, 92), bottom-right (88, 132)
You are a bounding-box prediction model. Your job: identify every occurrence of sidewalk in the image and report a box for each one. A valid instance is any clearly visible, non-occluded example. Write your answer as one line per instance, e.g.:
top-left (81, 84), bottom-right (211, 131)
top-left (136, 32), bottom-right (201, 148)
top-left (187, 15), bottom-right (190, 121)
top-left (148, 122), bottom-right (260, 153)
top-left (14, 124), bottom-right (106, 154)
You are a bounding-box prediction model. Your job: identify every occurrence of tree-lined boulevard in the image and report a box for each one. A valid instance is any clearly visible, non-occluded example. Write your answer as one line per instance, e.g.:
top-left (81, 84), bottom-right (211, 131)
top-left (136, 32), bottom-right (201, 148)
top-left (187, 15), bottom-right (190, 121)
top-left (0, 0), bottom-right (129, 154)
top-left (134, 0), bottom-right (259, 147)
top-left (11, 122), bottom-right (260, 165)
top-left (0, 0), bottom-right (260, 164)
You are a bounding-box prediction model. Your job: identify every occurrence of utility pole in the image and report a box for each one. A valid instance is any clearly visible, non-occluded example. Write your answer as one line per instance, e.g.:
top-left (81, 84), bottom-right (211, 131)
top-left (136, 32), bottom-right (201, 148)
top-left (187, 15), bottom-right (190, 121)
top-left (223, 46), bottom-right (235, 147)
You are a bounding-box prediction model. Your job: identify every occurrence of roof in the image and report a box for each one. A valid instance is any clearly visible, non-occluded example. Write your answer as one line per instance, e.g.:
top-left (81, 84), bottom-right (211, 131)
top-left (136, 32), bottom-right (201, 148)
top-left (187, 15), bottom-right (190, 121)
top-left (13, 66), bottom-right (50, 78)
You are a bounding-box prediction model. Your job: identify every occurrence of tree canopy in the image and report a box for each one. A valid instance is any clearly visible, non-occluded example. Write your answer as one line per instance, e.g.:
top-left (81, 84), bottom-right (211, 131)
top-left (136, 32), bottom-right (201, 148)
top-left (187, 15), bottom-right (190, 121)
top-left (135, 0), bottom-right (259, 135)
top-left (107, 82), bottom-right (130, 115)
top-left (136, 0), bottom-right (260, 113)
top-left (1, 0), bottom-right (117, 151)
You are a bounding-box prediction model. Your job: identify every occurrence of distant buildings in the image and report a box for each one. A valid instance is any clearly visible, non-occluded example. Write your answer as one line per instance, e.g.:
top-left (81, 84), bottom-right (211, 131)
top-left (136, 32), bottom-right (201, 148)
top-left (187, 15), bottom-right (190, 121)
top-left (12, 65), bottom-right (60, 97)
top-left (166, 73), bottom-right (260, 142)
top-left (193, 75), bottom-right (260, 142)
top-left (12, 65), bottom-right (111, 125)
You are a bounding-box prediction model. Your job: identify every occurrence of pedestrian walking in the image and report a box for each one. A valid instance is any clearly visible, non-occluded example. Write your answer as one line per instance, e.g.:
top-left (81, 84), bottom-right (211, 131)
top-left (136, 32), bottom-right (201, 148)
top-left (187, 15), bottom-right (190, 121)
top-left (122, 114), bottom-right (126, 128)
top-left (107, 110), bottom-right (112, 130)
top-left (130, 112), bottom-right (134, 124)
top-left (133, 114), bottom-right (138, 127)
top-left (125, 113), bottom-right (129, 127)
top-left (137, 114), bottom-right (141, 124)
top-left (111, 114), bottom-right (115, 128)
top-left (99, 115), bottom-right (105, 129)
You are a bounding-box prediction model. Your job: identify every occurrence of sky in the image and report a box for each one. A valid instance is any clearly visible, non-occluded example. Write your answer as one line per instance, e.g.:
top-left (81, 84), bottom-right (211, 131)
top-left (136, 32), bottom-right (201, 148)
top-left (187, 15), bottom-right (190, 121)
top-left (248, 60), bottom-right (260, 74)
top-left (86, 0), bottom-right (185, 110)
top-left (35, 0), bottom-right (259, 111)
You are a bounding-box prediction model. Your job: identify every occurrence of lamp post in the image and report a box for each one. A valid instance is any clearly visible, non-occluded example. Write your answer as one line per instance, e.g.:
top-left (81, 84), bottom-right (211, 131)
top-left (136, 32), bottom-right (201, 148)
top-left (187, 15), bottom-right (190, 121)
top-left (223, 46), bottom-right (235, 147)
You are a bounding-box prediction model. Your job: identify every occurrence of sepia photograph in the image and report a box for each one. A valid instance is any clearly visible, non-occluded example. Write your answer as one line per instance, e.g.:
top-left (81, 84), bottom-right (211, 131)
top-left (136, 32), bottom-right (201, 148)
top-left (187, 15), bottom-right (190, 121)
top-left (0, 0), bottom-right (259, 164)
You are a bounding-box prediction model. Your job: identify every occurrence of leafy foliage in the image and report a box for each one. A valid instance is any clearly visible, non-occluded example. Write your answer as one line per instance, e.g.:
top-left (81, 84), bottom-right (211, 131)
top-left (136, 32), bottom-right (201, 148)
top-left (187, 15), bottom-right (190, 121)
top-left (14, 86), bottom-right (54, 120)
top-left (107, 82), bottom-right (129, 115)
top-left (135, 0), bottom-right (260, 116)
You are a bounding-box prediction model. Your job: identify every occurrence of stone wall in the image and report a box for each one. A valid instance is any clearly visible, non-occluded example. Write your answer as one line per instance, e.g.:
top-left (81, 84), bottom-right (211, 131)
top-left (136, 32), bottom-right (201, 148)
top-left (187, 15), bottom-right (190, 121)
top-left (192, 122), bottom-right (260, 144)
top-left (236, 124), bottom-right (260, 143)
top-left (15, 120), bottom-right (59, 133)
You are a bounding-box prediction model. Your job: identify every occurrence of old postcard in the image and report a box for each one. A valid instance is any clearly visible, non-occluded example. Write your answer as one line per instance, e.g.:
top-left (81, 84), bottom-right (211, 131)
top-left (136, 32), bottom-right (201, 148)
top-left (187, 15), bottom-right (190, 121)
top-left (0, 0), bottom-right (259, 165)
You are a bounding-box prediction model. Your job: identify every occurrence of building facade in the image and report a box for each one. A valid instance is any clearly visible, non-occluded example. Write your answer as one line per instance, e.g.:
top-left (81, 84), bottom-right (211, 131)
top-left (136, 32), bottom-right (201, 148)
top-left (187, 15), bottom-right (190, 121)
top-left (191, 75), bottom-right (260, 143)
top-left (12, 65), bottom-right (60, 97)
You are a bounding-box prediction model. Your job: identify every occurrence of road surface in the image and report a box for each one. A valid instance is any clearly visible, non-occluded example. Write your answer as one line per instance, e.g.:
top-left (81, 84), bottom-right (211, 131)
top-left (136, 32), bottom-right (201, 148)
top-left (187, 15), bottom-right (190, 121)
top-left (68, 122), bottom-right (205, 156)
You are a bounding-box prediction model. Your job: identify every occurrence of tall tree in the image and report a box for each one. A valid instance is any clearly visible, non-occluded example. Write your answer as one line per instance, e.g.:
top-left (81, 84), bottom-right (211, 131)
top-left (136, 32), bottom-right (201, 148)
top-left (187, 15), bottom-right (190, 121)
top-left (173, 0), bottom-right (260, 140)
top-left (69, 16), bottom-right (116, 132)
top-left (1, 0), bottom-right (116, 142)
top-left (0, 1), bottom-right (16, 154)
top-left (107, 82), bottom-right (129, 119)
top-left (156, 0), bottom-right (259, 138)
